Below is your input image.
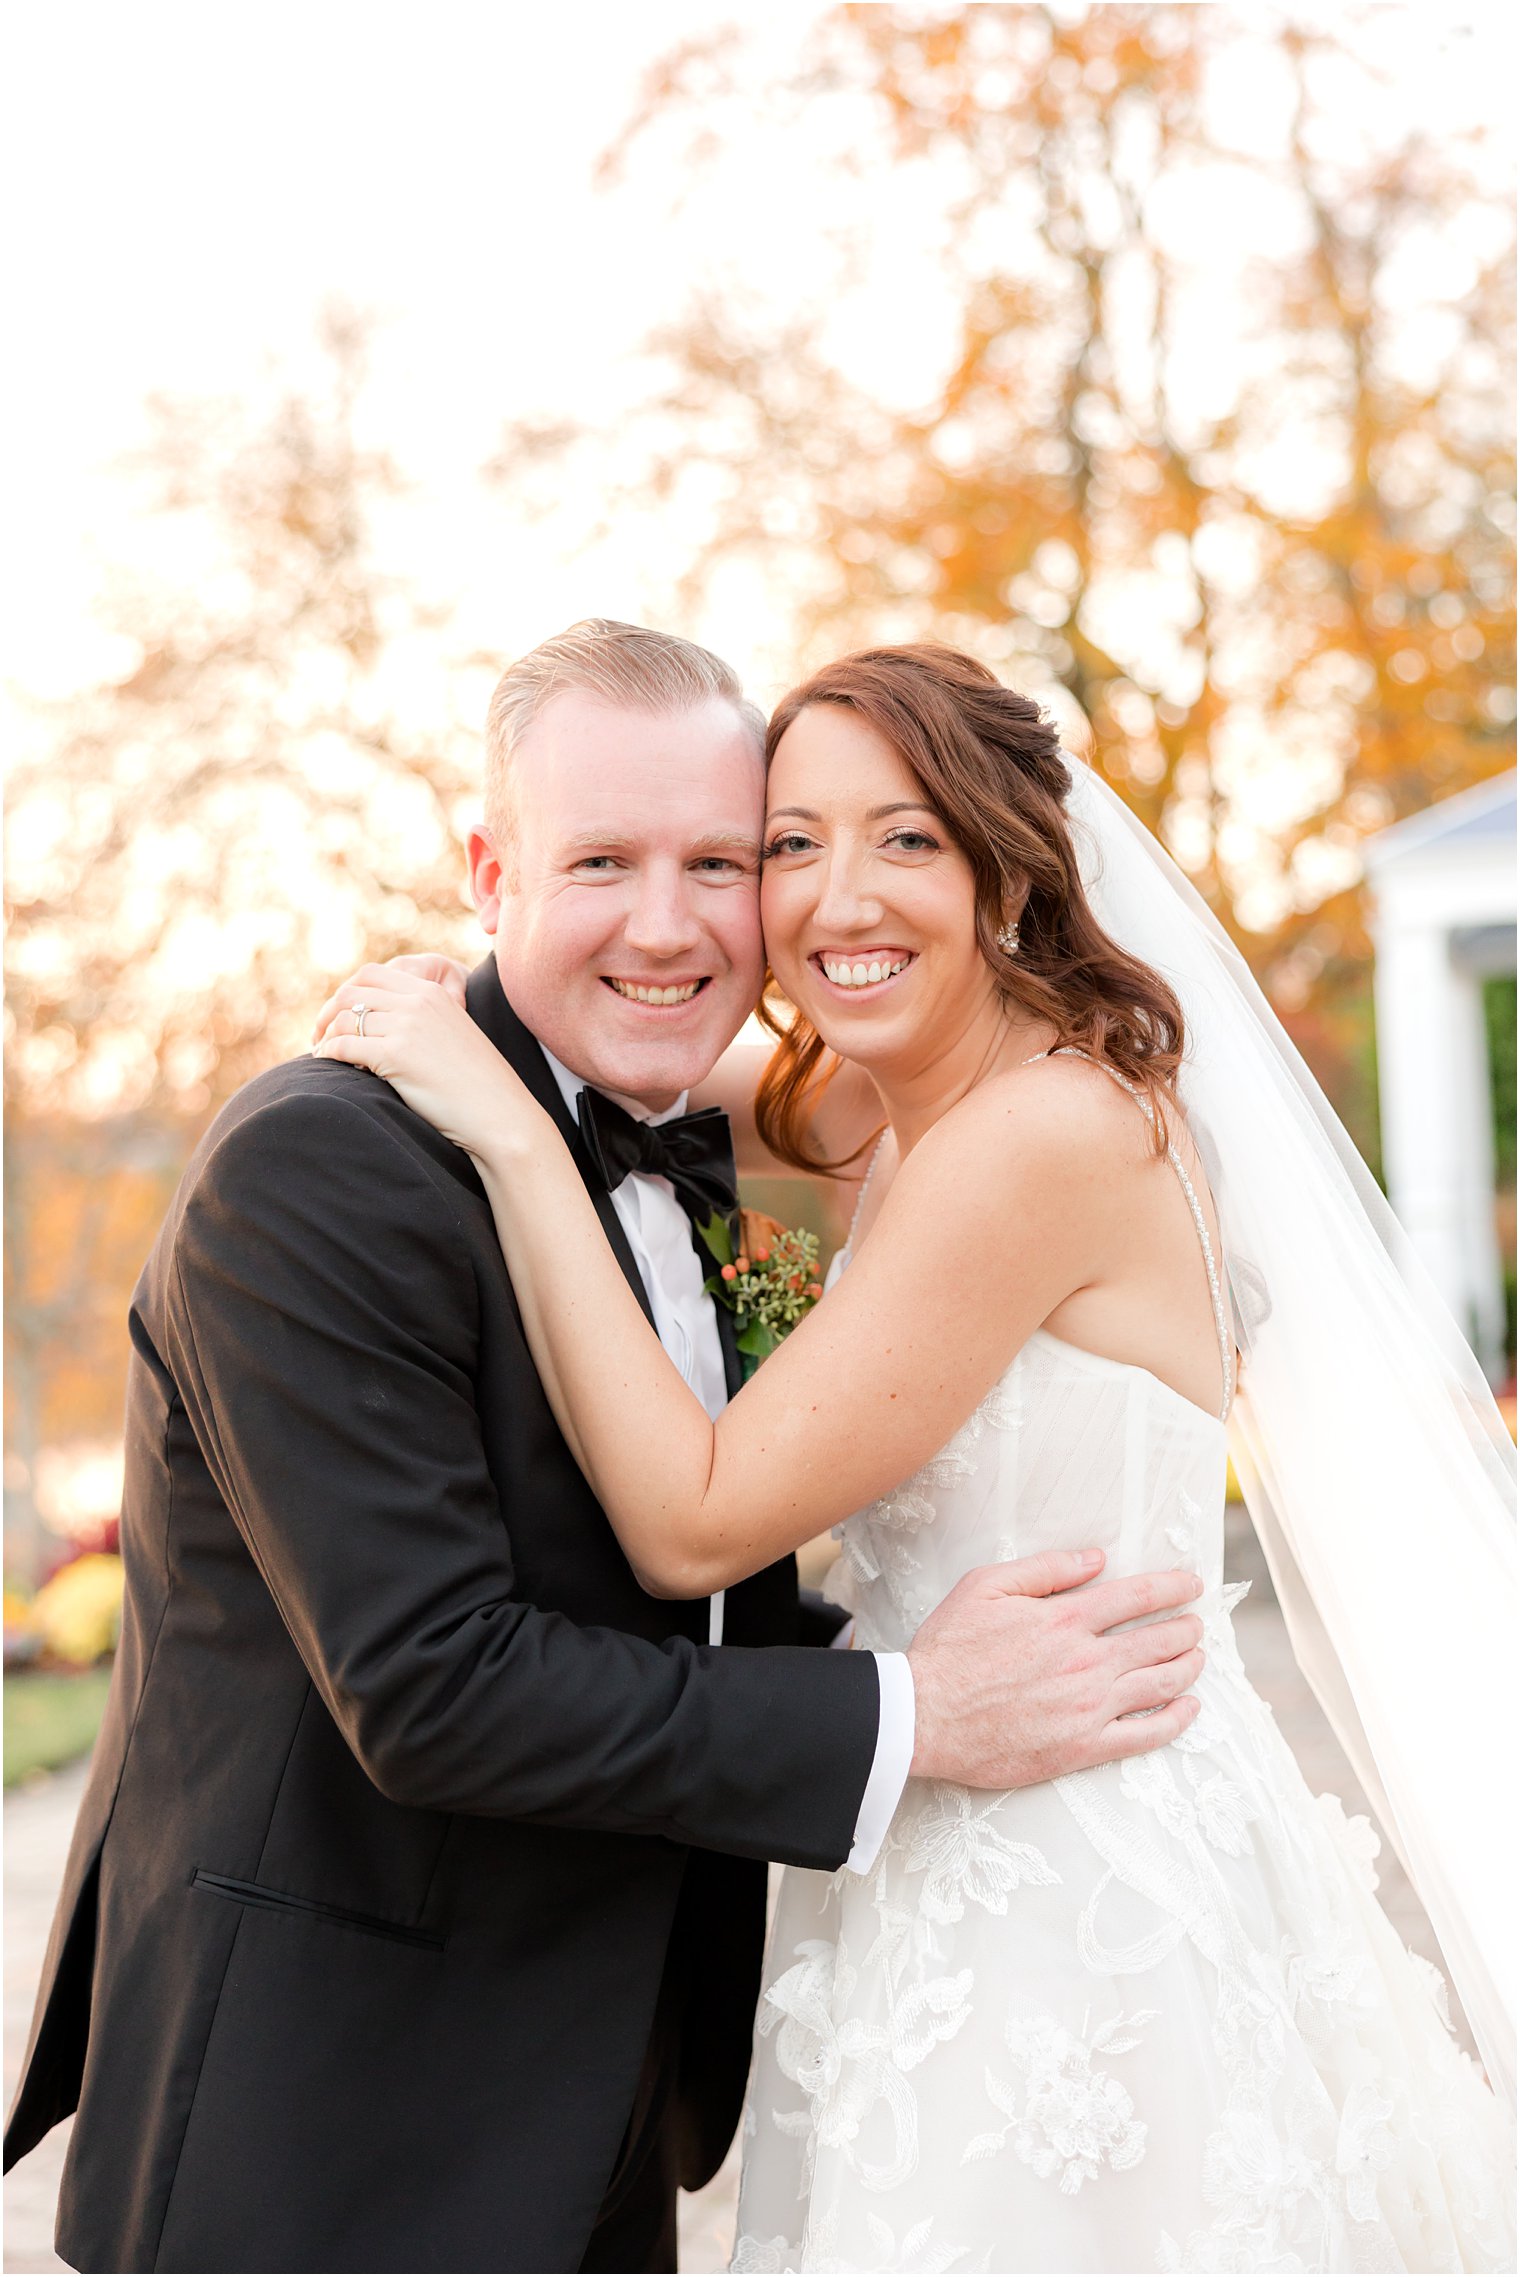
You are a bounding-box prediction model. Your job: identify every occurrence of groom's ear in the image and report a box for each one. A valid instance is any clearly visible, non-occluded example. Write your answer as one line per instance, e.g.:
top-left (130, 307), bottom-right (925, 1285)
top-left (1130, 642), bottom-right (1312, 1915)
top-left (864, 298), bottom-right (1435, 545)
top-left (468, 826), bottom-right (507, 934)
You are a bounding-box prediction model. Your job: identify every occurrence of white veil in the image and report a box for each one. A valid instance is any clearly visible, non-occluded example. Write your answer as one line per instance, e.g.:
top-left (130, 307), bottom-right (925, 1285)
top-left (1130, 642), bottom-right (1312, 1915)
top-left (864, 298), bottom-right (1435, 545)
top-left (1062, 758), bottom-right (1517, 2111)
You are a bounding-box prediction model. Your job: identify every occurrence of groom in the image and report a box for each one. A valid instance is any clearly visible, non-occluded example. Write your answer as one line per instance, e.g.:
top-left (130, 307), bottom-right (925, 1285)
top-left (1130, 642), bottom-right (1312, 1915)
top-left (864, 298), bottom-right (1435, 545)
top-left (5, 620), bottom-right (1206, 2273)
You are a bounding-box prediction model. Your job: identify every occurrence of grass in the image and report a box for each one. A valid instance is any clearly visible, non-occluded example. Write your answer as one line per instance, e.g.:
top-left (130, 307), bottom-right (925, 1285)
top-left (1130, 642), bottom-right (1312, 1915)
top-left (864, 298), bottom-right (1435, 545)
top-left (4, 1667), bottom-right (113, 1788)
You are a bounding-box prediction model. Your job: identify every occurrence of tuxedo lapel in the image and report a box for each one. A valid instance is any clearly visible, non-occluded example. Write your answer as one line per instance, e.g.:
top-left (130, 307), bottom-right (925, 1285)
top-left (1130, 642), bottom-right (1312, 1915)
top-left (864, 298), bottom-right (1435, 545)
top-left (688, 1212), bottom-right (801, 1648)
top-left (463, 960), bottom-right (771, 1645)
top-left (463, 958), bottom-right (656, 1332)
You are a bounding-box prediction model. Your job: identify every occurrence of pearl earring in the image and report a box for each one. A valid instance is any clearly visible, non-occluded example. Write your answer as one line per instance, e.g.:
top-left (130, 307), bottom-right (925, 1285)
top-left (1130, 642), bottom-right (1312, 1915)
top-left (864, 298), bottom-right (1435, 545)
top-left (997, 919), bottom-right (1020, 955)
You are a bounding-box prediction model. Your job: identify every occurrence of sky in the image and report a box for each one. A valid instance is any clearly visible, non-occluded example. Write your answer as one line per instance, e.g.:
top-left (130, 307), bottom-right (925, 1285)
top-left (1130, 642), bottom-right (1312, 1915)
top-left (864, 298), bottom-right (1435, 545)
top-left (3, 2), bottom-right (1513, 724)
top-left (3, 3), bottom-right (825, 707)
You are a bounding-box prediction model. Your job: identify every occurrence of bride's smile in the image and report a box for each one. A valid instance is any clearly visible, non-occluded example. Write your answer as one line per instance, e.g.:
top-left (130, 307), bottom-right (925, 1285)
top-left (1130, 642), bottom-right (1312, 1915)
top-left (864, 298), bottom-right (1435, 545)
top-left (809, 946), bottom-right (915, 993)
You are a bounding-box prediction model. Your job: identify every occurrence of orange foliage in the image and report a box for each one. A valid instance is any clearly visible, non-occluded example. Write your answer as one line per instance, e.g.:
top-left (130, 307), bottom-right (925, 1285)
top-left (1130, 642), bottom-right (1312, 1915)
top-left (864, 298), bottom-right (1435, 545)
top-left (4, 1121), bottom-right (182, 1454)
top-left (496, 5), bottom-right (1514, 998)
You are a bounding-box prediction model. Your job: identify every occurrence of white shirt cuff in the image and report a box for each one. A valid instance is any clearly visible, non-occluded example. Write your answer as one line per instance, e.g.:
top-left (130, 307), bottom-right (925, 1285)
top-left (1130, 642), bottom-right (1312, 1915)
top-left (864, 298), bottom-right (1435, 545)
top-left (846, 1651), bottom-right (915, 1875)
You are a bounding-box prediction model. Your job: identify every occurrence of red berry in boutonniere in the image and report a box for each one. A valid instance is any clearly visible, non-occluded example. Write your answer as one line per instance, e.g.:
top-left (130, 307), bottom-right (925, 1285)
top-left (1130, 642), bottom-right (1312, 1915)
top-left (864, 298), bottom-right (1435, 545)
top-left (698, 1209), bottom-right (826, 1379)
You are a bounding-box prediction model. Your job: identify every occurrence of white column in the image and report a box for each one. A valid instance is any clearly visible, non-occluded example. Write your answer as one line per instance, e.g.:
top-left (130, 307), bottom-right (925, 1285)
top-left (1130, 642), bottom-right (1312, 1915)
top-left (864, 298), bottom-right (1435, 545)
top-left (1450, 968), bottom-right (1508, 1382)
top-left (1372, 920), bottom-right (1481, 1350)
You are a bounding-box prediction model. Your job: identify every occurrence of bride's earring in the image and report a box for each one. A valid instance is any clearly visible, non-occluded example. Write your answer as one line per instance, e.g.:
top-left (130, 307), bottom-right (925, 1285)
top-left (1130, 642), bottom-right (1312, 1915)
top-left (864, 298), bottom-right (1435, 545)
top-left (997, 918), bottom-right (1020, 955)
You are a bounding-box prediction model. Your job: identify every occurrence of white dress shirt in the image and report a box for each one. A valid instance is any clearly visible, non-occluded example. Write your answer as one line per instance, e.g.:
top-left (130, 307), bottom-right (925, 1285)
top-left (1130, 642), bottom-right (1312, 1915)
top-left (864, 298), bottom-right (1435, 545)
top-left (542, 1048), bottom-right (914, 1875)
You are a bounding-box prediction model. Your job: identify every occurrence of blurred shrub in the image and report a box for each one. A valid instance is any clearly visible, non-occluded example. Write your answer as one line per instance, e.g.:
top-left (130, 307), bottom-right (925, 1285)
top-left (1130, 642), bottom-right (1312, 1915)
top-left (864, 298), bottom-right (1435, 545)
top-left (33, 1551), bottom-right (124, 1667)
top-left (4, 1588), bottom-right (40, 1670)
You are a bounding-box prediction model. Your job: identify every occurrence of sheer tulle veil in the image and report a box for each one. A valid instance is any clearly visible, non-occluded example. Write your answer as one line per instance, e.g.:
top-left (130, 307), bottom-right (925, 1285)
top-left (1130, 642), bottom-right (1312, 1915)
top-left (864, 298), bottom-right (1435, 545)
top-left (1062, 757), bottom-right (1517, 2111)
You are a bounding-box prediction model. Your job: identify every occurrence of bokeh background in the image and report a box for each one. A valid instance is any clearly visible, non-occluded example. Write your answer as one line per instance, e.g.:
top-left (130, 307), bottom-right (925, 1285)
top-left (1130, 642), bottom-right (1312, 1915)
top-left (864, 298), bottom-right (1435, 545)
top-left (3, 4), bottom-right (1515, 2263)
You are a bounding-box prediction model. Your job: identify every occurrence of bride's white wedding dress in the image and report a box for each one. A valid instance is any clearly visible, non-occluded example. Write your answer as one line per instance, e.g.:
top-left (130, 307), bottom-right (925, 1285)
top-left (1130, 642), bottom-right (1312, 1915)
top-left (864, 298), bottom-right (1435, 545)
top-left (733, 1113), bottom-right (1515, 2274)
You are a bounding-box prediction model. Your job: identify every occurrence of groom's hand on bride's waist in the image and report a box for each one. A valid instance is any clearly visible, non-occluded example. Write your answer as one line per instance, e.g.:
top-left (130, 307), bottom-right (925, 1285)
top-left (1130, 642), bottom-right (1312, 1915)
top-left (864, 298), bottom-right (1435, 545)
top-left (905, 1549), bottom-right (1206, 1788)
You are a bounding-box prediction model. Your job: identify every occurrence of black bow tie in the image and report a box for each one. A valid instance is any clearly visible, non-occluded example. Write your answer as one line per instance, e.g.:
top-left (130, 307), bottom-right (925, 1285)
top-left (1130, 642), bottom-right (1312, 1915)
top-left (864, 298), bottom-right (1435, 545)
top-left (576, 1088), bottom-right (738, 1230)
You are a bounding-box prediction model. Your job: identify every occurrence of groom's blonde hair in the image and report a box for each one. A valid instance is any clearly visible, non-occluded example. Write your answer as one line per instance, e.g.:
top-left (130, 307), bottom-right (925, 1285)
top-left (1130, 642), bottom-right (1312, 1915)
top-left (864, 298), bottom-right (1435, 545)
top-left (483, 619), bottom-right (765, 862)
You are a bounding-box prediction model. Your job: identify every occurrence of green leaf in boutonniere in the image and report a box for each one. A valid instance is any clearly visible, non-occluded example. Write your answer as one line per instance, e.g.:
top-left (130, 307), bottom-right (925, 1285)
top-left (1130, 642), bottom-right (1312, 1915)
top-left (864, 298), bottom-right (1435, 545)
top-left (701, 1213), bottom-right (825, 1377)
top-left (697, 1211), bottom-right (735, 1268)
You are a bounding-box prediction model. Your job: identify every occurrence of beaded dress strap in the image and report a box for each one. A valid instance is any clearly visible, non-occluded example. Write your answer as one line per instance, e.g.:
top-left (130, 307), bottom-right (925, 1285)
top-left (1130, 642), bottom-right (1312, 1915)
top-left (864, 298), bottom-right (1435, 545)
top-left (841, 1132), bottom-right (889, 1261)
top-left (1049, 1047), bottom-right (1235, 1422)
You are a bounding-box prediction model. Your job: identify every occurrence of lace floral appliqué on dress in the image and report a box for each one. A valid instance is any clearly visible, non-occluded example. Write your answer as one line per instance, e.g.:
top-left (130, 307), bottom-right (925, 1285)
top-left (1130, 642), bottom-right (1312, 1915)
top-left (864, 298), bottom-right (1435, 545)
top-left (733, 1295), bottom-right (1514, 2270)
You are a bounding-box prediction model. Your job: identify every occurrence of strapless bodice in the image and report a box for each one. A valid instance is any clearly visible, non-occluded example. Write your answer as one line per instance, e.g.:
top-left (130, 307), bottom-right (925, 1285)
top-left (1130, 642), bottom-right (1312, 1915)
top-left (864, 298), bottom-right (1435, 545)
top-left (822, 1241), bottom-right (1229, 1654)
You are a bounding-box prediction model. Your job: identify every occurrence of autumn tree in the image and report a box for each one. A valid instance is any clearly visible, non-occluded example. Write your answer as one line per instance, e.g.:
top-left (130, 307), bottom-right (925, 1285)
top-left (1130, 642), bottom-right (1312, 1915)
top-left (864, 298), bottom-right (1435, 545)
top-left (5, 310), bottom-right (480, 1571)
top-left (496, 4), bottom-right (1514, 1032)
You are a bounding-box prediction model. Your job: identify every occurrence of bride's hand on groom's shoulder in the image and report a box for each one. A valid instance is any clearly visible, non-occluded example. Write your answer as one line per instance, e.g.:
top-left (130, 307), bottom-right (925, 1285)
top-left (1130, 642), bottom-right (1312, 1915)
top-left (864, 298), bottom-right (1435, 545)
top-left (384, 951), bottom-right (470, 1004)
top-left (311, 961), bottom-right (538, 1165)
top-left (311, 952), bottom-right (469, 1038)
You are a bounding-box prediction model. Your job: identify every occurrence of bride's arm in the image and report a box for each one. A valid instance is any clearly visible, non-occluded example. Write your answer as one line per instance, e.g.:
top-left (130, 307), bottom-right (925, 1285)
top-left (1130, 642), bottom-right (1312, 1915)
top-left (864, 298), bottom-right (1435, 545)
top-left (316, 963), bottom-right (883, 1180)
top-left (315, 974), bottom-right (1106, 1597)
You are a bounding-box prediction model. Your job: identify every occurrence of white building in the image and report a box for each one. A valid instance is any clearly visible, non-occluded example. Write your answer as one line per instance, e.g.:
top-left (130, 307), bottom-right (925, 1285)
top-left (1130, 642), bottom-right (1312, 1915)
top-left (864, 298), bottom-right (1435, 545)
top-left (1364, 771), bottom-right (1517, 1383)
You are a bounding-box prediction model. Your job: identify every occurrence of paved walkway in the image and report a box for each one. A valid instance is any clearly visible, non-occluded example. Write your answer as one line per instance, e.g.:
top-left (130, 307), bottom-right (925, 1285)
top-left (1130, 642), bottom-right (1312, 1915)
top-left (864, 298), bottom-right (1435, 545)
top-left (2, 1516), bottom-right (1471, 2273)
top-left (4, 1759), bottom-right (86, 2277)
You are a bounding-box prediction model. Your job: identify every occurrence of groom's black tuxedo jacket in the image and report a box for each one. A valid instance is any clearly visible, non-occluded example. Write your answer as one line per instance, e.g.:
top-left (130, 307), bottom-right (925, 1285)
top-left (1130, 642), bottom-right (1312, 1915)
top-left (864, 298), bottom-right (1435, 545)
top-left (4, 963), bottom-right (881, 2274)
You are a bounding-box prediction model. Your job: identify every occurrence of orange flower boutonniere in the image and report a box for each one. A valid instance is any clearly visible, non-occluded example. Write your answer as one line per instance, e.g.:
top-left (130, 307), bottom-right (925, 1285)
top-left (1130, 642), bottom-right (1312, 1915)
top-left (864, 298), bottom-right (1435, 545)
top-left (698, 1208), bottom-right (825, 1377)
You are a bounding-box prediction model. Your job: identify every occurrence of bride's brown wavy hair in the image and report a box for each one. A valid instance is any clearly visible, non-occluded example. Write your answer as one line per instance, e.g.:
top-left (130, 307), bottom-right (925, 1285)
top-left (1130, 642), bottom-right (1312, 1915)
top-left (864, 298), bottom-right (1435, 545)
top-left (755, 644), bottom-right (1186, 1172)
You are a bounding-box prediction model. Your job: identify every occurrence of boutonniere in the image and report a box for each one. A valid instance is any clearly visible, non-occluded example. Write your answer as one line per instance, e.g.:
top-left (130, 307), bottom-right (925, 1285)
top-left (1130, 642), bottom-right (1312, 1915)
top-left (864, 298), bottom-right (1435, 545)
top-left (699, 1207), bottom-right (825, 1376)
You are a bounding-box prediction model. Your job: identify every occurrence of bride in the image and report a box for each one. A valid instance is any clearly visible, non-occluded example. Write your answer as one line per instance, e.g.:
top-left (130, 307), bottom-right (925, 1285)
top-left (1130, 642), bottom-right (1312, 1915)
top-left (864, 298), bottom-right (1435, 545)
top-left (315, 643), bottom-right (1515, 2271)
